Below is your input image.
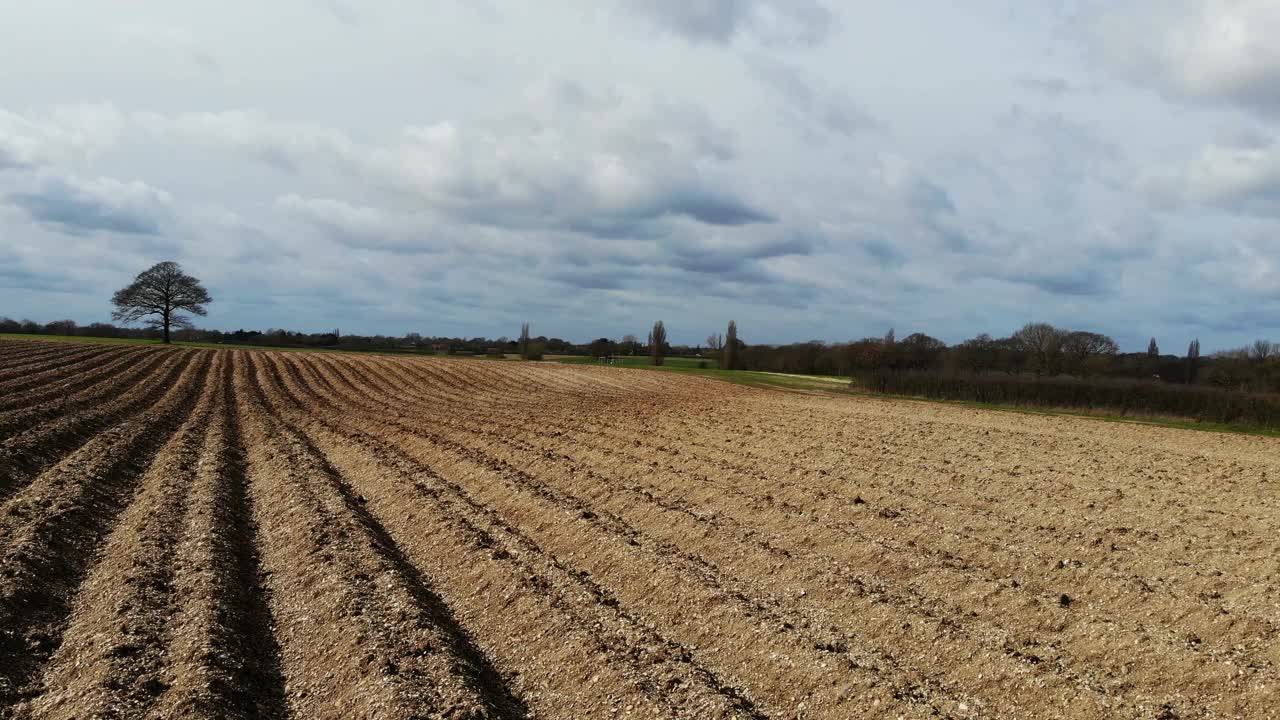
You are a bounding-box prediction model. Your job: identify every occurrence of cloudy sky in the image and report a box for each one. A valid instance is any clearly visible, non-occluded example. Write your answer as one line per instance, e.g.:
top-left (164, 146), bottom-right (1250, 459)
top-left (2, 1), bottom-right (1278, 350)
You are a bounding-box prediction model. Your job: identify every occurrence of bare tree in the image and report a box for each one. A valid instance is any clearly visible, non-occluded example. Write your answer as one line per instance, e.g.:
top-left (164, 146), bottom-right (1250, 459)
top-left (954, 333), bottom-right (996, 374)
top-left (518, 322), bottom-right (531, 359)
top-left (111, 261), bottom-right (212, 344)
top-left (1147, 337), bottom-right (1160, 358)
top-left (648, 320), bottom-right (668, 366)
top-left (705, 333), bottom-right (723, 353)
top-left (1061, 330), bottom-right (1118, 375)
top-left (1062, 331), bottom-right (1118, 358)
top-left (899, 333), bottom-right (946, 370)
top-left (722, 320), bottom-right (739, 370)
top-left (44, 319), bottom-right (78, 336)
top-left (1250, 339), bottom-right (1276, 363)
top-left (883, 327), bottom-right (895, 347)
top-left (1013, 322), bottom-right (1064, 376)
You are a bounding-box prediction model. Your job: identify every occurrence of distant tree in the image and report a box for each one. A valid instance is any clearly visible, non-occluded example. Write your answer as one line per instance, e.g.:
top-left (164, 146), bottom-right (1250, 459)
top-left (620, 334), bottom-right (642, 355)
top-left (1147, 337), bottom-right (1160, 358)
top-left (722, 320), bottom-right (739, 370)
top-left (84, 322), bottom-right (121, 338)
top-left (1251, 339), bottom-right (1276, 363)
top-left (44, 319), bottom-right (78, 336)
top-left (110, 261), bottom-right (212, 344)
top-left (705, 333), bottom-right (723, 354)
top-left (1061, 330), bottom-right (1119, 376)
top-left (518, 322), bottom-right (531, 359)
top-left (1185, 338), bottom-right (1201, 384)
top-left (588, 337), bottom-right (614, 359)
top-left (1205, 347), bottom-right (1253, 391)
top-left (877, 327), bottom-right (899, 370)
top-left (899, 332), bottom-right (946, 370)
top-left (1013, 322), bottom-right (1064, 376)
top-left (952, 333), bottom-right (996, 374)
top-left (648, 320), bottom-right (668, 366)
top-left (1062, 331), bottom-right (1119, 358)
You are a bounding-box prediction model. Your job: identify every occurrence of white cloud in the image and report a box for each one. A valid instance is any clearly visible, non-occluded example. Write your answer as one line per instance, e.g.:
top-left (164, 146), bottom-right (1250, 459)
top-left (0, 104), bottom-right (125, 168)
top-left (1186, 136), bottom-right (1280, 205)
top-left (135, 82), bottom-right (770, 238)
top-left (3, 2), bottom-right (1279, 346)
top-left (137, 110), bottom-right (363, 174)
top-left (1085, 0), bottom-right (1280, 115)
top-left (1138, 131), bottom-right (1280, 216)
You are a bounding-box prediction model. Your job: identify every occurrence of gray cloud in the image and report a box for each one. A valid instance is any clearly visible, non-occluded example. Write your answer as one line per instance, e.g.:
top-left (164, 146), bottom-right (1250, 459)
top-left (747, 55), bottom-right (878, 140)
top-left (0, 265), bottom-right (86, 294)
top-left (667, 227), bottom-right (814, 276)
top-left (860, 237), bottom-right (906, 268)
top-left (665, 189), bottom-right (775, 226)
top-left (548, 267), bottom-right (633, 291)
top-left (1018, 75), bottom-right (1074, 96)
top-left (0, 147), bottom-right (22, 170)
top-left (319, 0), bottom-right (360, 25)
top-left (901, 177), bottom-right (954, 215)
top-left (7, 175), bottom-right (170, 236)
top-left (1019, 268), bottom-right (1113, 297)
top-left (623, 0), bottom-right (832, 46)
top-left (275, 194), bottom-right (443, 253)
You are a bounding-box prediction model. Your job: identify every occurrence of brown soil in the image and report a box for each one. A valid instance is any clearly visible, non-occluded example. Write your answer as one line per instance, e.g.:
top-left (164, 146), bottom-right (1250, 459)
top-left (0, 338), bottom-right (1277, 719)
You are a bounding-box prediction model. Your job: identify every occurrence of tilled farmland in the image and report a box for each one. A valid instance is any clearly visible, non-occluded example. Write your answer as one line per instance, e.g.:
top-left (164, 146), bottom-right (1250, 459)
top-left (0, 339), bottom-right (1277, 720)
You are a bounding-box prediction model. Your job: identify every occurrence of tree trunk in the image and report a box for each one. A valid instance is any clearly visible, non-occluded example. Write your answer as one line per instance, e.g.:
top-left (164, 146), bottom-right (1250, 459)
top-left (162, 310), bottom-right (171, 344)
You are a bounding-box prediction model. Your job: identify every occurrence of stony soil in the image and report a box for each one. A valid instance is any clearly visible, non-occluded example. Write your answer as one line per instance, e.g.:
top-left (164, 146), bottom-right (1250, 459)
top-left (0, 338), bottom-right (1277, 719)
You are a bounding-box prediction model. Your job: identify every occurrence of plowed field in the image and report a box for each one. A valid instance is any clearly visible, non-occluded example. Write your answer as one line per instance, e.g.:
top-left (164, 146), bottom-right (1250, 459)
top-left (1, 338), bottom-right (1277, 719)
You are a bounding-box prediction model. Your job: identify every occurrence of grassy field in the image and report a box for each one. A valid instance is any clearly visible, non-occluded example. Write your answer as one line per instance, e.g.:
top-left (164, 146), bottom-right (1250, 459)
top-left (553, 355), bottom-right (714, 369)
top-left (552, 355), bottom-right (854, 392)
top-left (552, 352), bottom-right (1280, 436)
top-left (870, 391), bottom-right (1280, 438)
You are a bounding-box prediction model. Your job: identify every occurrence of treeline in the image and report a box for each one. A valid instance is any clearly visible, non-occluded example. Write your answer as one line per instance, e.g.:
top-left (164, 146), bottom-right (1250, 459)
top-left (6, 315), bottom-right (1279, 397)
top-left (863, 371), bottom-right (1280, 428)
top-left (729, 324), bottom-right (1280, 395)
top-left (806, 322), bottom-right (1280, 428)
top-left (0, 317), bottom-right (581, 355)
